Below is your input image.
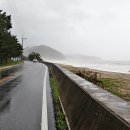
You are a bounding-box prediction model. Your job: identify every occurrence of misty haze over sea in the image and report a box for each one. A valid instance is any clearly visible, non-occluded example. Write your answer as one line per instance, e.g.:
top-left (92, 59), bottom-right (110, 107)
top-left (54, 56), bottom-right (130, 74)
top-left (60, 60), bottom-right (130, 74)
top-left (24, 45), bottom-right (130, 74)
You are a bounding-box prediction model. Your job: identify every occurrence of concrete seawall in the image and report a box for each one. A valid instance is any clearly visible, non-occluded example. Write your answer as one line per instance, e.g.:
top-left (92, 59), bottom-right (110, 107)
top-left (48, 63), bottom-right (130, 130)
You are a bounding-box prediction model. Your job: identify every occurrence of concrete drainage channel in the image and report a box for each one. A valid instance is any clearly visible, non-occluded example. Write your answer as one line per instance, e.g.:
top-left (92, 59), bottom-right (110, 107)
top-left (45, 62), bottom-right (130, 130)
top-left (59, 97), bottom-right (71, 130)
top-left (49, 67), bottom-right (70, 130)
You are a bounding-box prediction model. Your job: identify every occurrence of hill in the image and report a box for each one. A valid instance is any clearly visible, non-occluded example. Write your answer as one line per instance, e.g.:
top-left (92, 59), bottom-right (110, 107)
top-left (24, 45), bottom-right (65, 61)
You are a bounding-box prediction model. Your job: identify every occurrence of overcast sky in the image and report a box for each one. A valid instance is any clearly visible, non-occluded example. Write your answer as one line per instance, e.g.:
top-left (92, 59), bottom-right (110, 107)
top-left (0, 0), bottom-right (130, 60)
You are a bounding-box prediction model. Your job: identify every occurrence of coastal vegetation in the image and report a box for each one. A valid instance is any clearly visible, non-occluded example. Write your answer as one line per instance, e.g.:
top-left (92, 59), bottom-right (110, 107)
top-left (49, 68), bottom-right (68, 130)
top-left (60, 64), bottom-right (130, 102)
top-left (0, 10), bottom-right (23, 66)
top-left (99, 78), bottom-right (130, 101)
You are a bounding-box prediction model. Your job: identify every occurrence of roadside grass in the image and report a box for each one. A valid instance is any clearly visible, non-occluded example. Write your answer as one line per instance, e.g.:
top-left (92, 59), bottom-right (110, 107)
top-left (0, 60), bottom-right (23, 67)
top-left (49, 68), bottom-right (68, 130)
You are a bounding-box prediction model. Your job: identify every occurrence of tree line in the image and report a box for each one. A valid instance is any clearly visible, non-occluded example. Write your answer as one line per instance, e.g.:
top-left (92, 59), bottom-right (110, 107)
top-left (28, 52), bottom-right (43, 62)
top-left (0, 10), bottom-right (23, 65)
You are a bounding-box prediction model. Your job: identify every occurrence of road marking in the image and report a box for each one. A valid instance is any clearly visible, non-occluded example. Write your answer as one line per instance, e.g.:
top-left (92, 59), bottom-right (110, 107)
top-left (41, 65), bottom-right (48, 130)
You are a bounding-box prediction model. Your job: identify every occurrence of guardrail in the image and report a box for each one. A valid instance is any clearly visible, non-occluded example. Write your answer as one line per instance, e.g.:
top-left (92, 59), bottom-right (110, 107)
top-left (46, 62), bottom-right (130, 130)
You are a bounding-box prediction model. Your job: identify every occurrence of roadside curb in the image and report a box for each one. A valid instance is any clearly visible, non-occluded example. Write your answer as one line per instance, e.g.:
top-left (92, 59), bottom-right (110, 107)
top-left (0, 64), bottom-right (23, 79)
top-left (0, 63), bottom-right (23, 71)
top-left (0, 74), bottom-right (21, 87)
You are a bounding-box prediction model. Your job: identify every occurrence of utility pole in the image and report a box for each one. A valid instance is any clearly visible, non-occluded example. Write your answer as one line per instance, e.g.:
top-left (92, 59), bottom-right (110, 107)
top-left (22, 35), bottom-right (27, 48)
top-left (21, 35), bottom-right (27, 60)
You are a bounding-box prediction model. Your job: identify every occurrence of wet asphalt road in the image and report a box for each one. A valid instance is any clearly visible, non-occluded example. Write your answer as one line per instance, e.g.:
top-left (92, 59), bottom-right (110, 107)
top-left (0, 62), bottom-right (53, 130)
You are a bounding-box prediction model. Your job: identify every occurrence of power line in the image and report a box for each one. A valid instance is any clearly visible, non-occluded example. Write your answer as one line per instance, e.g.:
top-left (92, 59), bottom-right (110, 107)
top-left (6, 0), bottom-right (22, 34)
top-left (6, 0), bottom-right (27, 47)
top-left (8, 0), bottom-right (23, 34)
top-left (11, 0), bottom-right (24, 33)
top-left (6, 0), bottom-right (23, 35)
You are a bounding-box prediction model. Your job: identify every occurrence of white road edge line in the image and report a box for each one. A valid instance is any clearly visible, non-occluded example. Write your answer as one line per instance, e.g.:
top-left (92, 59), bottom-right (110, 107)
top-left (41, 65), bottom-right (48, 130)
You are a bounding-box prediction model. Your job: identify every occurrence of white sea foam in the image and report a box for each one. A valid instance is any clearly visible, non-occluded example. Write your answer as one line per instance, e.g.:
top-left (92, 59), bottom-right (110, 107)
top-left (58, 60), bottom-right (130, 74)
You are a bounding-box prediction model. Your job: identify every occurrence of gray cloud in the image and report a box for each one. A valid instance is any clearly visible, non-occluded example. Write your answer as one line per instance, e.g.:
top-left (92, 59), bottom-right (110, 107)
top-left (0, 0), bottom-right (130, 60)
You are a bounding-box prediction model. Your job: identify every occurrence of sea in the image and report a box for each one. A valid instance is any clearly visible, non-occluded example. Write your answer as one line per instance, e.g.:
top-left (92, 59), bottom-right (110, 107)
top-left (58, 60), bottom-right (130, 74)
